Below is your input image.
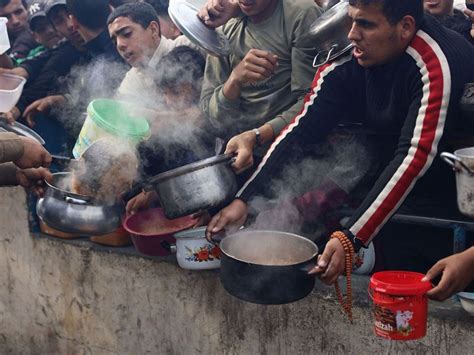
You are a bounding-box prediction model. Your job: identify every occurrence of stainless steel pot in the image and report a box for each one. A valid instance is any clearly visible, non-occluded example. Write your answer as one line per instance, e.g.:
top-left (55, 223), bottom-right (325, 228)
top-left (441, 149), bottom-right (474, 217)
top-left (218, 230), bottom-right (318, 304)
top-left (147, 154), bottom-right (238, 219)
top-left (309, 1), bottom-right (353, 68)
top-left (36, 172), bottom-right (124, 235)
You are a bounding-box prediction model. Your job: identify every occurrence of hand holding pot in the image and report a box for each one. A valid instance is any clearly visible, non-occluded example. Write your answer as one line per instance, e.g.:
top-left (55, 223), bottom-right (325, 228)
top-left (198, 0), bottom-right (240, 28)
top-left (16, 167), bottom-right (52, 196)
top-left (126, 190), bottom-right (158, 215)
top-left (225, 131), bottom-right (256, 173)
top-left (309, 237), bottom-right (346, 285)
top-left (14, 136), bottom-right (51, 169)
top-left (206, 199), bottom-right (248, 241)
top-left (423, 247), bottom-right (474, 301)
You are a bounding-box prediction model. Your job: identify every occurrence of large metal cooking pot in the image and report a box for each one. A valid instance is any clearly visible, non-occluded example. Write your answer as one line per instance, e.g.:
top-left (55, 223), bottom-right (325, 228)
top-left (218, 230), bottom-right (319, 305)
top-left (134, 154), bottom-right (238, 219)
top-left (36, 172), bottom-right (124, 235)
top-left (309, 1), bottom-right (353, 68)
top-left (441, 148), bottom-right (474, 218)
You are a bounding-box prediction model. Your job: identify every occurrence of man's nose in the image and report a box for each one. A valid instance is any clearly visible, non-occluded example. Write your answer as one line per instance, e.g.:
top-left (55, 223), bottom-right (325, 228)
top-left (347, 23), bottom-right (360, 41)
top-left (9, 14), bottom-right (20, 26)
top-left (117, 37), bottom-right (126, 51)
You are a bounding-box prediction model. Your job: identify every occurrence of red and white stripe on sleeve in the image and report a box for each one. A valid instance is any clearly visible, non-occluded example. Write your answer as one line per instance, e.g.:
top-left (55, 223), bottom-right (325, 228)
top-left (349, 30), bottom-right (451, 244)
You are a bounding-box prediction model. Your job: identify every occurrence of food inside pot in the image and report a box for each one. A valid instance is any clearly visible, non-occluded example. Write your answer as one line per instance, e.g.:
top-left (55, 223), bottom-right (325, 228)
top-left (221, 231), bottom-right (318, 266)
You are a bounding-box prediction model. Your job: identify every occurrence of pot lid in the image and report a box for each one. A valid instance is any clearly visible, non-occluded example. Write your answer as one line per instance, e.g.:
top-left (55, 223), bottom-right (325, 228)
top-left (149, 153), bottom-right (233, 184)
top-left (370, 271), bottom-right (432, 296)
top-left (168, 0), bottom-right (230, 57)
top-left (0, 117), bottom-right (45, 145)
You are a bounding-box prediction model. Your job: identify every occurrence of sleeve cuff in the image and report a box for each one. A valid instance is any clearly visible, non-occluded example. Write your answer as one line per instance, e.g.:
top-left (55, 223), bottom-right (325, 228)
top-left (216, 89), bottom-right (241, 110)
top-left (0, 163), bottom-right (18, 185)
top-left (267, 116), bottom-right (288, 136)
top-left (0, 133), bottom-right (24, 163)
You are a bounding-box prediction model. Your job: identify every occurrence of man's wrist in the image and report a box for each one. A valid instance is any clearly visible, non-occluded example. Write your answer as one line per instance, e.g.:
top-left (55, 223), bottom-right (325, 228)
top-left (252, 128), bottom-right (261, 146)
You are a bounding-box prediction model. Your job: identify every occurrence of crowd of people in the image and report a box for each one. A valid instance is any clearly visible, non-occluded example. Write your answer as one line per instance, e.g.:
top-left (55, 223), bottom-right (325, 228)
top-left (0, 0), bottom-right (473, 304)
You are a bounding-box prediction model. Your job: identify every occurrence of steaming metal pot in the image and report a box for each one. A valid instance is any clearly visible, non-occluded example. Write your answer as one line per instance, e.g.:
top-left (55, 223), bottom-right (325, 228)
top-left (217, 230), bottom-right (318, 305)
top-left (36, 172), bottom-right (124, 235)
top-left (130, 154), bottom-right (238, 219)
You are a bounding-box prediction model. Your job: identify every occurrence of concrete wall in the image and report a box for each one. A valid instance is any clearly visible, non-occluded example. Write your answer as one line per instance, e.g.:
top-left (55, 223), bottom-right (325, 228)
top-left (0, 187), bottom-right (473, 355)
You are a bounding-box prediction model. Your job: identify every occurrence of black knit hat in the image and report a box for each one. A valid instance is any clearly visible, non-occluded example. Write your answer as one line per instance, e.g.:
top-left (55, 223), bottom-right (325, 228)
top-left (44, 0), bottom-right (67, 17)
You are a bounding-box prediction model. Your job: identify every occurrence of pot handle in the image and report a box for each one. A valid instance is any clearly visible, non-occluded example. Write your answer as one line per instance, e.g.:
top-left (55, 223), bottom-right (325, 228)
top-left (161, 240), bottom-right (177, 254)
top-left (440, 152), bottom-right (474, 175)
top-left (210, 231), bottom-right (226, 244)
top-left (313, 45), bottom-right (336, 68)
top-left (64, 196), bottom-right (89, 205)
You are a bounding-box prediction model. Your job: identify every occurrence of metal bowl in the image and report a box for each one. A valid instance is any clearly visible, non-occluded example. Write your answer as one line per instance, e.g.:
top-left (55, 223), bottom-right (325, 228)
top-left (309, 1), bottom-right (353, 68)
top-left (36, 172), bottom-right (124, 235)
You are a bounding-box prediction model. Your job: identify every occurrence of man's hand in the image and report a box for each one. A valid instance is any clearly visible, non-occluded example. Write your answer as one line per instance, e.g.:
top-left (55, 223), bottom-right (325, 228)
top-left (225, 130), bottom-right (257, 173)
top-left (126, 190), bottom-right (157, 215)
top-left (13, 136), bottom-right (52, 169)
top-left (0, 67), bottom-right (29, 79)
top-left (0, 106), bottom-right (21, 124)
top-left (23, 95), bottom-right (66, 127)
top-left (464, 8), bottom-right (474, 38)
top-left (423, 247), bottom-right (474, 301)
top-left (16, 167), bottom-right (53, 197)
top-left (198, 0), bottom-right (240, 28)
top-left (205, 199), bottom-right (248, 241)
top-left (309, 237), bottom-right (346, 285)
top-left (231, 49), bottom-right (278, 85)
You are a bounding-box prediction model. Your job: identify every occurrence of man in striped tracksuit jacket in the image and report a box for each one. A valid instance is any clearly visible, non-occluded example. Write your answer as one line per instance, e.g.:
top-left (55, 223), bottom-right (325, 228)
top-left (206, 0), bottom-right (474, 291)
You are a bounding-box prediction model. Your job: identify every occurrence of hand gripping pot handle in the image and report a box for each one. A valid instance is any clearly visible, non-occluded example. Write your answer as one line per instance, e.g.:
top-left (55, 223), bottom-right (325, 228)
top-left (441, 152), bottom-right (474, 175)
top-left (313, 45), bottom-right (336, 68)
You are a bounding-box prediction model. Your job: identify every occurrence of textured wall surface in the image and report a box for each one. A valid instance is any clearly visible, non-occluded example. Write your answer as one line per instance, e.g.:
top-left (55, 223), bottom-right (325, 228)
top-left (0, 187), bottom-right (473, 355)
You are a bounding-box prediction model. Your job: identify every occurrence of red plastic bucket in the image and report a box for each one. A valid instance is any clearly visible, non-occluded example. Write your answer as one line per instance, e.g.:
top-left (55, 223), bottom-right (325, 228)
top-left (369, 271), bottom-right (432, 340)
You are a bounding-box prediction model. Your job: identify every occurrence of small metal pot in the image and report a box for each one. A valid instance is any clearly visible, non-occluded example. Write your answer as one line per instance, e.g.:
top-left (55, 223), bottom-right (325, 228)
top-left (218, 230), bottom-right (318, 305)
top-left (441, 149), bottom-right (474, 217)
top-left (145, 154), bottom-right (238, 219)
top-left (36, 172), bottom-right (124, 235)
top-left (309, 1), bottom-right (353, 68)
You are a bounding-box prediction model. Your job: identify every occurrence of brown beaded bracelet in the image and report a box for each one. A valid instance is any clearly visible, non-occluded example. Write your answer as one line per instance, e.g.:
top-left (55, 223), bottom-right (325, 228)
top-left (330, 231), bottom-right (354, 322)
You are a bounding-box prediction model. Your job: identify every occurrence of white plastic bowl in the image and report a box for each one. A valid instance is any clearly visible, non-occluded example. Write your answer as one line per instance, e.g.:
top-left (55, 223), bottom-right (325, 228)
top-left (0, 73), bottom-right (26, 112)
top-left (0, 17), bottom-right (9, 55)
top-left (458, 292), bottom-right (474, 316)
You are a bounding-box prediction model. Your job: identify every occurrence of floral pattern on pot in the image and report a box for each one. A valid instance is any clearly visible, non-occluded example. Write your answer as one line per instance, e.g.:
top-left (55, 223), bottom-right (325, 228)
top-left (185, 244), bottom-right (221, 262)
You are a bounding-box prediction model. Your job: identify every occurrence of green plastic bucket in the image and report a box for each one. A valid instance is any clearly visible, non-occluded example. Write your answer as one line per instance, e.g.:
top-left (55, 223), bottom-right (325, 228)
top-left (73, 99), bottom-right (150, 158)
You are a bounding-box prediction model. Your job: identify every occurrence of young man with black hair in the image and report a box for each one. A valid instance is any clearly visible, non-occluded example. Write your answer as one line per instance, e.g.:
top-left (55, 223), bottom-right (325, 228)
top-left (107, 2), bottom-right (199, 107)
top-left (0, 0), bottom-right (38, 63)
top-left (206, 0), bottom-right (474, 296)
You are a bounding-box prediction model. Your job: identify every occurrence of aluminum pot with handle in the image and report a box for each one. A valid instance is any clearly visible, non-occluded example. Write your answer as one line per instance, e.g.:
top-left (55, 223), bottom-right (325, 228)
top-left (36, 172), bottom-right (124, 235)
top-left (309, 1), bottom-right (353, 68)
top-left (216, 230), bottom-right (318, 305)
top-left (129, 154), bottom-right (238, 219)
top-left (441, 148), bottom-right (474, 217)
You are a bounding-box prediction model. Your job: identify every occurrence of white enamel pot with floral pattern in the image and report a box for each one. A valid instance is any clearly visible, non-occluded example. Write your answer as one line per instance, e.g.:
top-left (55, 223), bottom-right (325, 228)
top-left (172, 227), bottom-right (221, 270)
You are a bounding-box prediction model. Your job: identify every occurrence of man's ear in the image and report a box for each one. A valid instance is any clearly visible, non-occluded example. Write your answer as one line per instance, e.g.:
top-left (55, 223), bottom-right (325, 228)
top-left (32, 32), bottom-right (42, 46)
top-left (149, 21), bottom-right (161, 38)
top-left (399, 15), bottom-right (417, 41)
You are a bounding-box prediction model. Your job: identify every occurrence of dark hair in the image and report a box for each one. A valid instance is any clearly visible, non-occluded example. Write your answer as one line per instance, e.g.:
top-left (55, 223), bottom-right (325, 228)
top-left (157, 46), bottom-right (206, 102)
top-left (107, 2), bottom-right (159, 29)
top-left (0, 0), bottom-right (27, 8)
top-left (109, 0), bottom-right (137, 8)
top-left (348, 0), bottom-right (424, 26)
top-left (143, 0), bottom-right (168, 16)
top-left (66, 0), bottom-right (110, 31)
